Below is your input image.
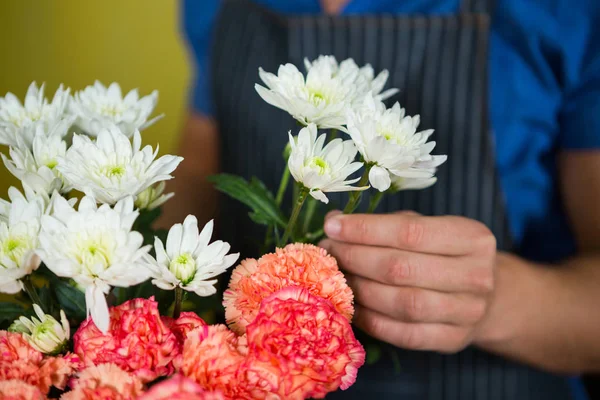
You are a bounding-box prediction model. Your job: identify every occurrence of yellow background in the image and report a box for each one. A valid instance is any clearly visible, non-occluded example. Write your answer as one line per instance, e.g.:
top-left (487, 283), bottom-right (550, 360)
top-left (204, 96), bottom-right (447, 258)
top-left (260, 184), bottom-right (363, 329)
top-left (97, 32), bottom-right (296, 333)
top-left (0, 1), bottom-right (190, 194)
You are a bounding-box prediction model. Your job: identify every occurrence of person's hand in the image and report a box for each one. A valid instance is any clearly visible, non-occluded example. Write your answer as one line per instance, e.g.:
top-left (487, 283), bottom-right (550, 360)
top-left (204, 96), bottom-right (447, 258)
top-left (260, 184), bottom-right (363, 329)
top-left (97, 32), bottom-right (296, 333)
top-left (319, 211), bottom-right (497, 353)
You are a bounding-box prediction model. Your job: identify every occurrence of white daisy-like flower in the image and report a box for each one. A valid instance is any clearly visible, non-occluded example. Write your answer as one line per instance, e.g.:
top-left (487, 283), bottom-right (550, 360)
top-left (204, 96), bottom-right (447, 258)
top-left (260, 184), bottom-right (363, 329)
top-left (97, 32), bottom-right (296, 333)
top-left (37, 195), bottom-right (151, 333)
top-left (0, 82), bottom-right (71, 148)
top-left (70, 81), bottom-right (162, 138)
top-left (134, 182), bottom-right (174, 211)
top-left (304, 56), bottom-right (399, 102)
top-left (57, 125), bottom-right (183, 205)
top-left (0, 187), bottom-right (45, 294)
top-left (1, 119), bottom-right (72, 195)
top-left (346, 93), bottom-right (447, 192)
top-left (391, 170), bottom-right (438, 192)
top-left (288, 123), bottom-right (367, 204)
top-left (256, 55), bottom-right (397, 130)
top-left (144, 215), bottom-right (239, 297)
top-left (9, 304), bottom-right (70, 355)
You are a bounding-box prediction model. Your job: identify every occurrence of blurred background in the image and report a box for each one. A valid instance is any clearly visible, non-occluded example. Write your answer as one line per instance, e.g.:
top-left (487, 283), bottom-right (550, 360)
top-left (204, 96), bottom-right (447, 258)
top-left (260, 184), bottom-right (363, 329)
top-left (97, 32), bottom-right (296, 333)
top-left (0, 0), bottom-right (189, 193)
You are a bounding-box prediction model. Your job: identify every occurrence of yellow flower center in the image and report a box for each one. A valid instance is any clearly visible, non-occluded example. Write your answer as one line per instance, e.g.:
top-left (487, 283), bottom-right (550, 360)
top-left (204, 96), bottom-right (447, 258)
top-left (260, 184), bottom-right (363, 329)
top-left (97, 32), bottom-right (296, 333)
top-left (102, 165), bottom-right (126, 179)
top-left (99, 104), bottom-right (123, 118)
top-left (307, 156), bottom-right (330, 176)
top-left (2, 236), bottom-right (30, 265)
top-left (46, 160), bottom-right (58, 169)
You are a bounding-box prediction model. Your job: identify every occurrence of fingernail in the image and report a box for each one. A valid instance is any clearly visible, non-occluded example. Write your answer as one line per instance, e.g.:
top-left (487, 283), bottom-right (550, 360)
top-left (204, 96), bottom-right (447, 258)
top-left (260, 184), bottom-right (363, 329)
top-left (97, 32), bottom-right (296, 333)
top-left (324, 216), bottom-right (342, 237)
top-left (325, 210), bottom-right (342, 220)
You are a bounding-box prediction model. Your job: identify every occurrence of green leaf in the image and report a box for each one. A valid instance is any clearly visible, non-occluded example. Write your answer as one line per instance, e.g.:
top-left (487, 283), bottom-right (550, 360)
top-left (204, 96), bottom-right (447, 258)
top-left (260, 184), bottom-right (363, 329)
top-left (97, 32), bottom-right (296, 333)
top-left (0, 302), bottom-right (27, 326)
top-left (53, 280), bottom-right (86, 321)
top-left (209, 174), bottom-right (286, 228)
top-left (365, 343), bottom-right (382, 365)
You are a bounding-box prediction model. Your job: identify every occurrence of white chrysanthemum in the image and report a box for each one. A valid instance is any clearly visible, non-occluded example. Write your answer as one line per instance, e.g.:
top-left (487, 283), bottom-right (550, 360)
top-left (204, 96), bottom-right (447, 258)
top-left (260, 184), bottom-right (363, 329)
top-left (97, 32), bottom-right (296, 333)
top-left (288, 123), bottom-right (367, 204)
top-left (391, 170), bottom-right (438, 192)
top-left (9, 304), bottom-right (70, 355)
top-left (0, 187), bottom-right (45, 294)
top-left (134, 182), bottom-right (174, 211)
top-left (70, 81), bottom-right (162, 137)
top-left (256, 55), bottom-right (398, 130)
top-left (57, 126), bottom-right (183, 205)
top-left (144, 215), bottom-right (239, 297)
top-left (346, 93), bottom-right (447, 192)
top-left (304, 56), bottom-right (399, 102)
top-left (0, 82), bottom-right (71, 148)
top-left (1, 120), bottom-right (72, 195)
top-left (37, 195), bottom-right (151, 333)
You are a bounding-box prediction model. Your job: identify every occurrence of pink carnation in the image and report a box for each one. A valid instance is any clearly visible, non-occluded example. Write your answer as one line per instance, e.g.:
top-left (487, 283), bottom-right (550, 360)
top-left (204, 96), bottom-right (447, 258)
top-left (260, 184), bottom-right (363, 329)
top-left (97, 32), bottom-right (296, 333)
top-left (138, 374), bottom-right (225, 400)
top-left (161, 312), bottom-right (207, 346)
top-left (224, 243), bottom-right (354, 334)
top-left (0, 331), bottom-right (80, 394)
top-left (73, 297), bottom-right (179, 383)
top-left (0, 380), bottom-right (45, 400)
top-left (60, 363), bottom-right (144, 400)
top-left (244, 287), bottom-right (365, 399)
top-left (180, 325), bottom-right (247, 398)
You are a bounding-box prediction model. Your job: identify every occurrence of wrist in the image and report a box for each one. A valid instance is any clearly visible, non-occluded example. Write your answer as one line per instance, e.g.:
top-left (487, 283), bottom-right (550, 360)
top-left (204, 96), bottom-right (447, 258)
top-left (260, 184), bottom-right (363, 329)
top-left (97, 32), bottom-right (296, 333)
top-left (472, 252), bottom-right (557, 348)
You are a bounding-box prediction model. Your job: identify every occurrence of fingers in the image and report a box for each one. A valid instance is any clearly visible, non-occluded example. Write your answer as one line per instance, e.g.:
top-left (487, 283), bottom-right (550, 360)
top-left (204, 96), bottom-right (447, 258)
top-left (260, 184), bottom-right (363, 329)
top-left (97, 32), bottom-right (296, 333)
top-left (323, 212), bottom-right (496, 256)
top-left (353, 306), bottom-right (471, 353)
top-left (346, 274), bottom-right (487, 325)
top-left (320, 240), bottom-right (495, 294)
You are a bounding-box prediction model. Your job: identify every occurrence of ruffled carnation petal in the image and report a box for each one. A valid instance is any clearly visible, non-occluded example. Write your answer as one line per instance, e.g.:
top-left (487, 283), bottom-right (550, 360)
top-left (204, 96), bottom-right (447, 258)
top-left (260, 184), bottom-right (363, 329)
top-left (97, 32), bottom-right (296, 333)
top-left (0, 379), bottom-right (45, 400)
top-left (244, 287), bottom-right (365, 399)
top-left (224, 244), bottom-right (353, 335)
top-left (138, 374), bottom-right (225, 400)
top-left (73, 297), bottom-right (179, 383)
top-left (61, 363), bottom-right (144, 400)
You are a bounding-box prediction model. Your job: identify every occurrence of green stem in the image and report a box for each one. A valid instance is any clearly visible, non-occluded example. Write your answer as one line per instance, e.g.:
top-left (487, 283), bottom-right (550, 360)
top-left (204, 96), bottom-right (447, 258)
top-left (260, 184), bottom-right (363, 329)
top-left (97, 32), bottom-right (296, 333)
top-left (302, 197), bottom-right (318, 234)
top-left (279, 185), bottom-right (309, 247)
top-left (330, 129), bottom-right (338, 140)
top-left (275, 165), bottom-right (291, 207)
top-left (367, 191), bottom-right (385, 213)
top-left (173, 287), bottom-right (183, 319)
top-left (343, 164), bottom-right (373, 214)
top-left (304, 228), bottom-right (324, 243)
top-left (23, 276), bottom-right (44, 312)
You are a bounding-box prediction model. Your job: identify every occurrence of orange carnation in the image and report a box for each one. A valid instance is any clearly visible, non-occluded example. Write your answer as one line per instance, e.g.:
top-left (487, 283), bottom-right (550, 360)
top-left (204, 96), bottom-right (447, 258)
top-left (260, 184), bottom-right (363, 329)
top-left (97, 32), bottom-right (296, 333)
top-left (224, 243), bottom-right (354, 334)
top-left (180, 325), bottom-right (247, 398)
top-left (0, 331), bottom-right (80, 394)
top-left (138, 374), bottom-right (225, 400)
top-left (60, 363), bottom-right (144, 400)
top-left (73, 297), bottom-right (179, 383)
top-left (244, 287), bottom-right (365, 399)
top-left (0, 380), bottom-right (45, 400)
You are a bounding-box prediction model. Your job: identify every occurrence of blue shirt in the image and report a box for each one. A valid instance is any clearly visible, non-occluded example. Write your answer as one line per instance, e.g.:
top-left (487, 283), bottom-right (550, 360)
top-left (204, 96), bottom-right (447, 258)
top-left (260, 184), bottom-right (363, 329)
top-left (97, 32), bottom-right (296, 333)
top-left (182, 0), bottom-right (600, 264)
top-left (182, 1), bottom-right (598, 397)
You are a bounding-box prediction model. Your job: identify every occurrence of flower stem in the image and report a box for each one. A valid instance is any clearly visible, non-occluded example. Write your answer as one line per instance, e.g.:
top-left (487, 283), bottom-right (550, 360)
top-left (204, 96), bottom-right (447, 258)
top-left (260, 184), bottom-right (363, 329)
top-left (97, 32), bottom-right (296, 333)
top-left (343, 164), bottom-right (373, 214)
top-left (23, 276), bottom-right (44, 312)
top-left (275, 165), bottom-right (291, 207)
top-left (173, 287), bottom-right (183, 319)
top-left (279, 185), bottom-right (309, 247)
top-left (367, 191), bottom-right (385, 213)
top-left (329, 129), bottom-right (338, 140)
top-left (302, 197), bottom-right (318, 234)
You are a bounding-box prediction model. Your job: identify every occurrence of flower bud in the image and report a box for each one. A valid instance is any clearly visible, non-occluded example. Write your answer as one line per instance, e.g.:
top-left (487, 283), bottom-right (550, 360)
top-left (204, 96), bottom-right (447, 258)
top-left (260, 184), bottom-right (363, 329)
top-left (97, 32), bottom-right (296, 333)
top-left (9, 304), bottom-right (70, 355)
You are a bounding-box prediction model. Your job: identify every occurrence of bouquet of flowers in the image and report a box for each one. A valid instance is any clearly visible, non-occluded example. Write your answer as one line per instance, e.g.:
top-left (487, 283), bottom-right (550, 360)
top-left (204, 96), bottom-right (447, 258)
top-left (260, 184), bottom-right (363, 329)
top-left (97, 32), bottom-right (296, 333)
top-left (0, 55), bottom-right (445, 399)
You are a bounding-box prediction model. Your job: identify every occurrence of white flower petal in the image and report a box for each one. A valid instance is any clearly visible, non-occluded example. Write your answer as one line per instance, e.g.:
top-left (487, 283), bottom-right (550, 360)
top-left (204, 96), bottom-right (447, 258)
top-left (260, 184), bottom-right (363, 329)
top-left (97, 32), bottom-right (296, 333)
top-left (369, 165), bottom-right (392, 192)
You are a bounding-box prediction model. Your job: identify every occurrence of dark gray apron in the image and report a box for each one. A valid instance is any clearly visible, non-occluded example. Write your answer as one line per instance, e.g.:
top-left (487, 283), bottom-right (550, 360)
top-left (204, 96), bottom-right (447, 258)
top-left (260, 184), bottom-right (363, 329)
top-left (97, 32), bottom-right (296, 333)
top-left (209, 0), bottom-right (575, 398)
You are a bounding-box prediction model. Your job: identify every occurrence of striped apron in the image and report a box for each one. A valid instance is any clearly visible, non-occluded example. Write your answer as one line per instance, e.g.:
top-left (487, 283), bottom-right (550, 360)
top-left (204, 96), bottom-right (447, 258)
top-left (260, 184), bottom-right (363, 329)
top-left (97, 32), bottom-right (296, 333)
top-left (208, 0), bottom-right (575, 398)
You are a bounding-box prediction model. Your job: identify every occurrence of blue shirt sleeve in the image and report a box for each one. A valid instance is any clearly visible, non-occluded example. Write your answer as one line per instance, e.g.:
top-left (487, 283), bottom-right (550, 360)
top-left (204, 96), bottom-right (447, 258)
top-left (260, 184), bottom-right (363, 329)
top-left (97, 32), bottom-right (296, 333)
top-left (558, 2), bottom-right (600, 149)
top-left (181, 0), bottom-right (221, 116)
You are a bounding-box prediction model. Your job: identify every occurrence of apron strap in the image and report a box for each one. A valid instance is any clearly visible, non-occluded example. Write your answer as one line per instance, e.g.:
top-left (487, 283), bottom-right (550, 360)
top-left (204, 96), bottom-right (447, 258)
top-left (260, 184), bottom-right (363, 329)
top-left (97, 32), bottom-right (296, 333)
top-left (461, 0), bottom-right (494, 14)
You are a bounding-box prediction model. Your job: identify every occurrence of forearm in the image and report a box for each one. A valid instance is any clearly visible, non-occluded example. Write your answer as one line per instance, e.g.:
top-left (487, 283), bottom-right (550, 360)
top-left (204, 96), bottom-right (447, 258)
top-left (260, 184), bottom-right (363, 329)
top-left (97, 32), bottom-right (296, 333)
top-left (155, 112), bottom-right (220, 229)
top-left (474, 251), bottom-right (600, 374)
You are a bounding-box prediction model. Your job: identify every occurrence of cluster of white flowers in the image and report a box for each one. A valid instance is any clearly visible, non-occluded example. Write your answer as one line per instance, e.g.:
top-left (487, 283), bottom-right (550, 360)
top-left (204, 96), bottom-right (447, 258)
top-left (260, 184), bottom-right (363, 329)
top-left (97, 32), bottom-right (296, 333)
top-left (0, 82), bottom-right (237, 334)
top-left (257, 55), bottom-right (447, 200)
